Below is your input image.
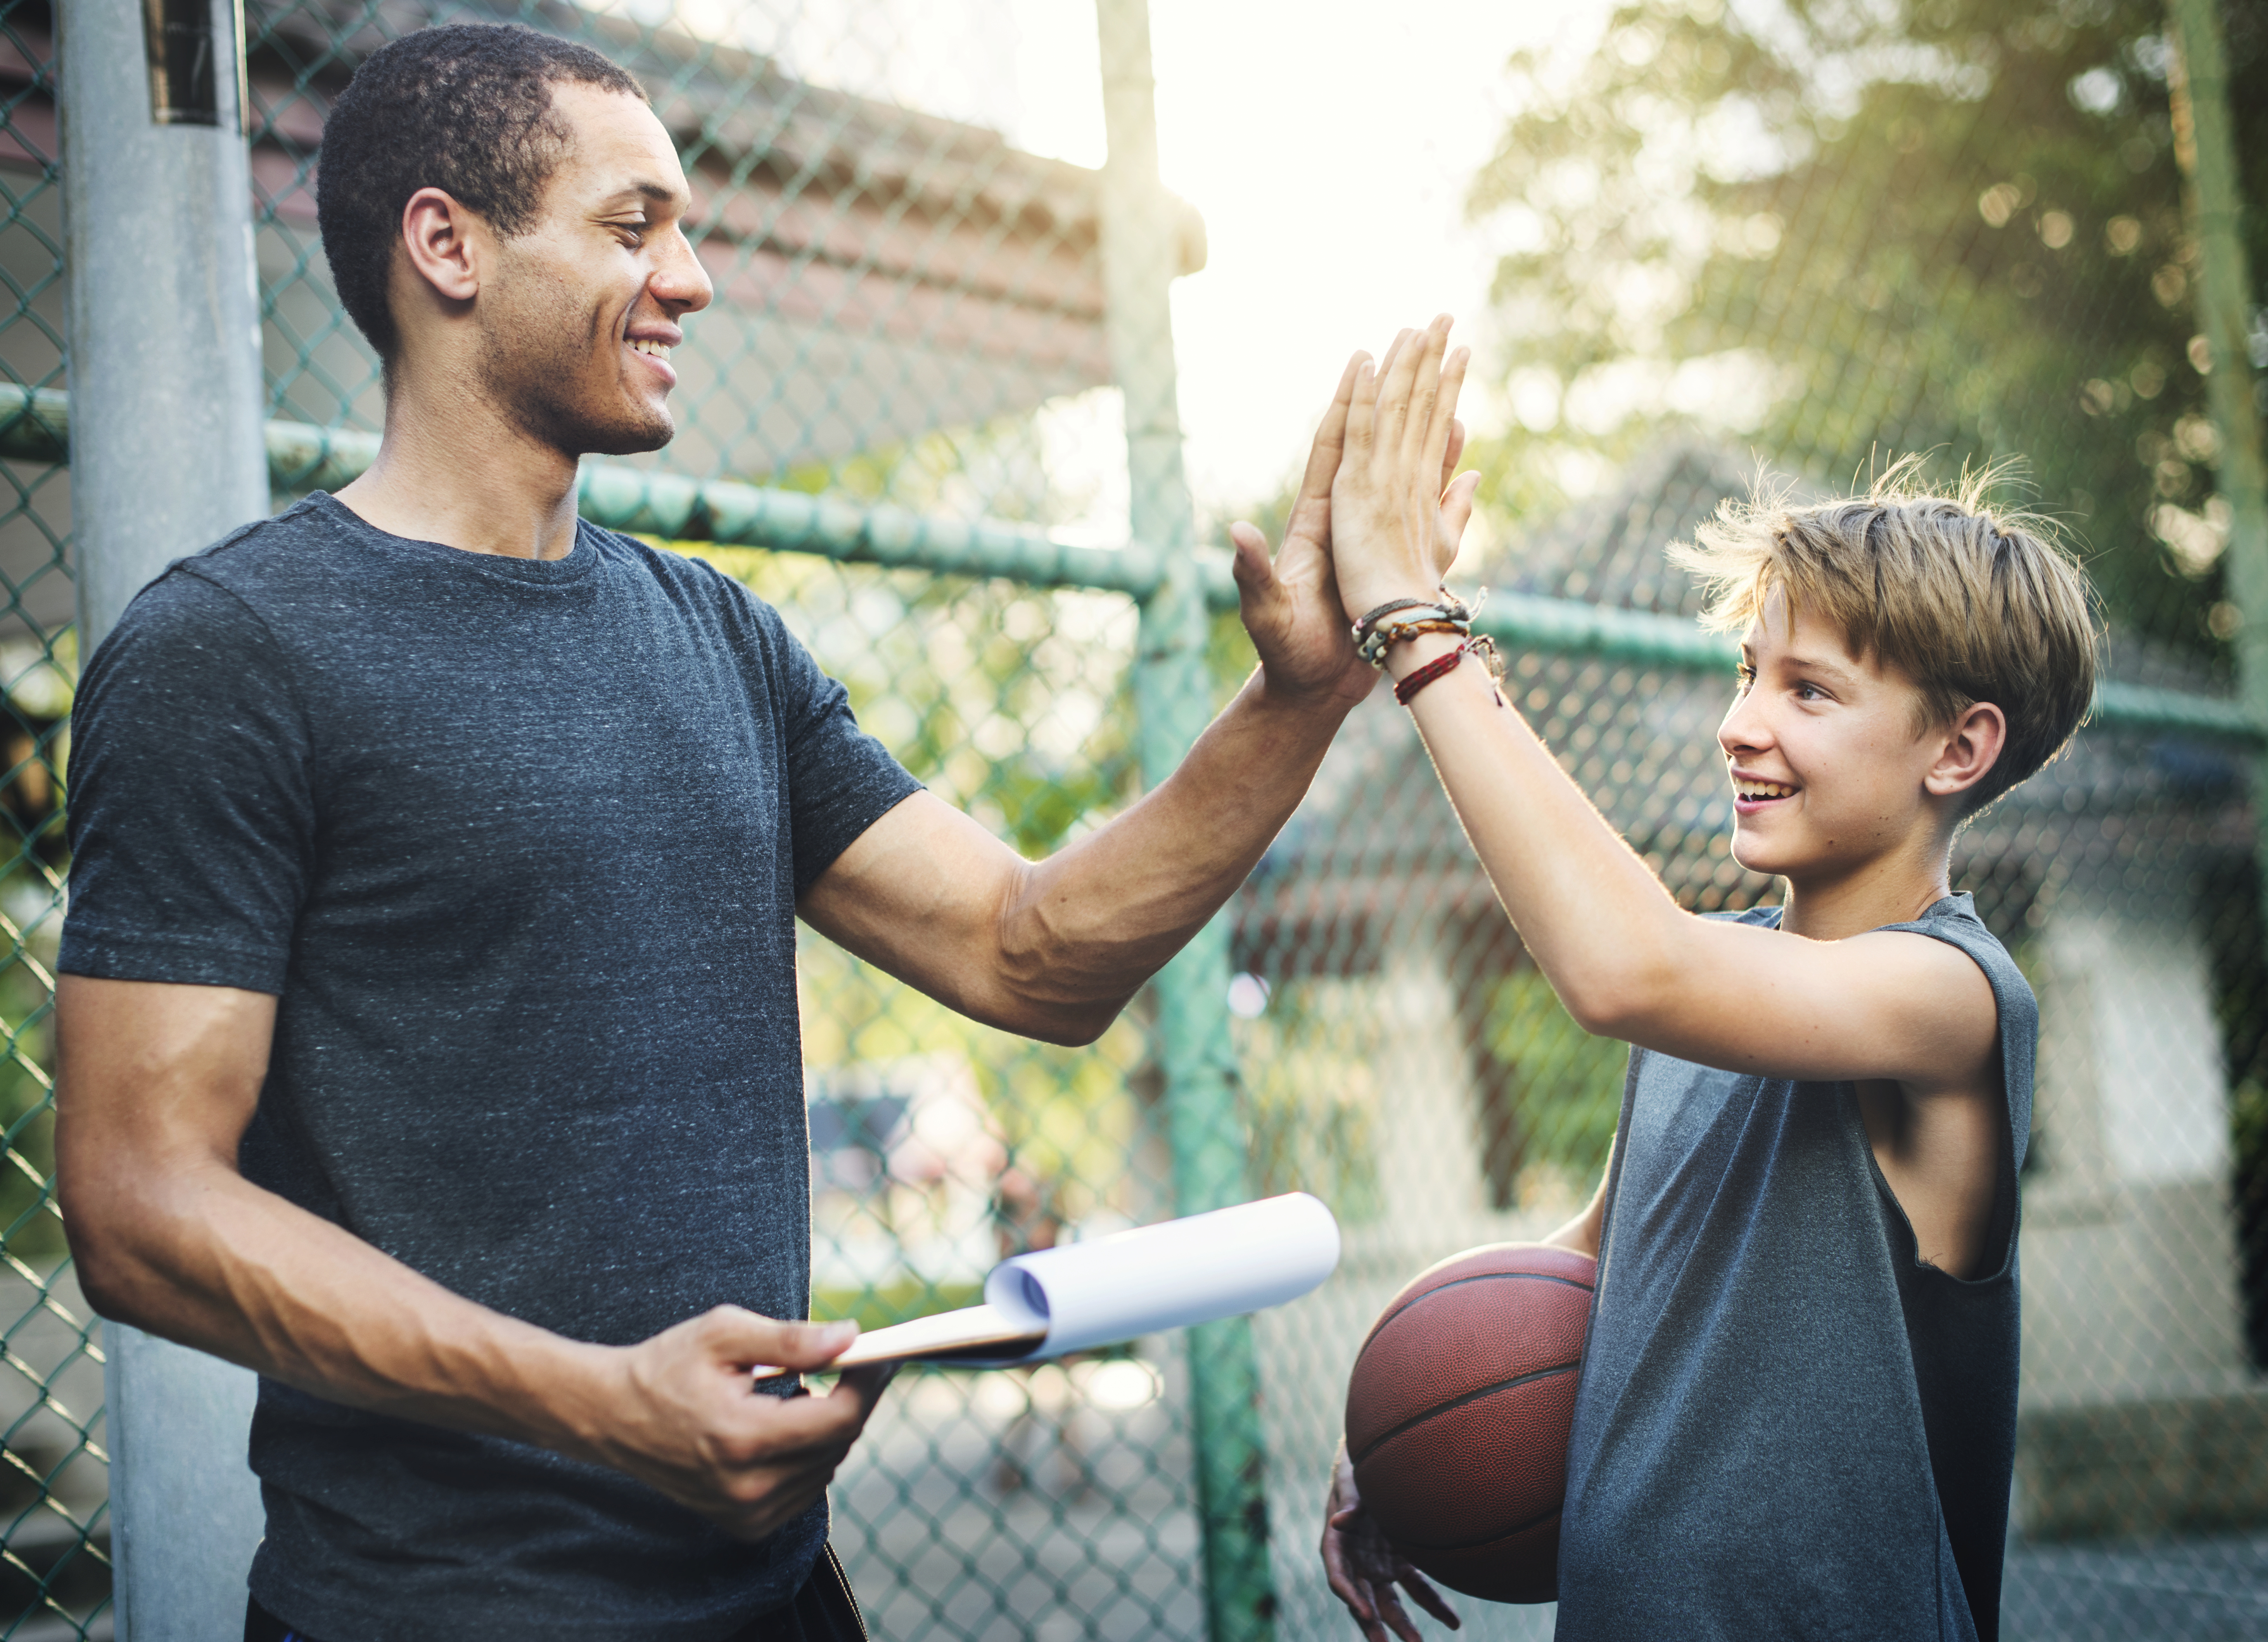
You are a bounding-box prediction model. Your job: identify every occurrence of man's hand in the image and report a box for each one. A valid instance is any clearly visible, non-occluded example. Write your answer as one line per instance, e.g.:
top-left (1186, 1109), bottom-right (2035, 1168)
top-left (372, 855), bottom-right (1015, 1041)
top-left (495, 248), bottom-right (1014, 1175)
top-left (588, 1308), bottom-right (895, 1541)
top-left (1326, 316), bottom-right (1480, 623)
top-left (1322, 1440), bottom-right (1462, 1641)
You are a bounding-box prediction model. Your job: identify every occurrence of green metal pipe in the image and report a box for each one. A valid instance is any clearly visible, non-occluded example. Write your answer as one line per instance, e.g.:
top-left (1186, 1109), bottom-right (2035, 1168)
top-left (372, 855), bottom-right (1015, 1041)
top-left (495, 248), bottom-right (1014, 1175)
top-left (1095, 0), bottom-right (1277, 1636)
top-left (2, 383), bottom-right (2254, 745)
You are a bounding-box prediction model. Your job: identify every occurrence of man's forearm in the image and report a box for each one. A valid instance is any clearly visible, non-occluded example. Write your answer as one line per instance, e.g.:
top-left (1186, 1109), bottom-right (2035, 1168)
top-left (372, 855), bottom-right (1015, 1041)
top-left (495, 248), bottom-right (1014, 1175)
top-left (994, 666), bottom-right (1359, 1035)
top-left (73, 1154), bottom-right (619, 1457)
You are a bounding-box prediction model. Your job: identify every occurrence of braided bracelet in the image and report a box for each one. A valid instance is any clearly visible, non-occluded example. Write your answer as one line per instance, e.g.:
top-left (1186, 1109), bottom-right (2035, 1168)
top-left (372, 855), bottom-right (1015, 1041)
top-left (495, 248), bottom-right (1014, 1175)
top-left (1394, 642), bottom-right (1469, 705)
top-left (1394, 633), bottom-right (1508, 708)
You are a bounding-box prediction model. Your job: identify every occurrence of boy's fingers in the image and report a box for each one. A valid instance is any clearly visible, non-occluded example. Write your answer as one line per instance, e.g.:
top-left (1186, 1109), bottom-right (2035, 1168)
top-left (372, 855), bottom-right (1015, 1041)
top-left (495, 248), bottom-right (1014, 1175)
top-left (1401, 1568), bottom-right (1462, 1628)
top-left (1399, 320), bottom-right (1450, 476)
top-left (1421, 344), bottom-right (1469, 483)
top-left (1440, 417), bottom-right (1467, 492)
top-left (1373, 1585), bottom-right (1424, 1642)
top-left (1373, 327), bottom-right (1425, 468)
top-left (1438, 470), bottom-right (1482, 555)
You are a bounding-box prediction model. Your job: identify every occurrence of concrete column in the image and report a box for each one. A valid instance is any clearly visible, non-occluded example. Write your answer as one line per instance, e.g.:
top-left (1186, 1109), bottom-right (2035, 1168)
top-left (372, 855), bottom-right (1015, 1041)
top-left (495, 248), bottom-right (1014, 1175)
top-left (59, 0), bottom-right (269, 1634)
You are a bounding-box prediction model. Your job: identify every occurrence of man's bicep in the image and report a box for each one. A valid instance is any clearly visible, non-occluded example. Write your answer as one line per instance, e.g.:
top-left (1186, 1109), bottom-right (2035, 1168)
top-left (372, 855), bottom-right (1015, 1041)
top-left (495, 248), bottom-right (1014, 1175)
top-left (797, 791), bottom-right (1032, 1016)
top-left (56, 977), bottom-right (276, 1166)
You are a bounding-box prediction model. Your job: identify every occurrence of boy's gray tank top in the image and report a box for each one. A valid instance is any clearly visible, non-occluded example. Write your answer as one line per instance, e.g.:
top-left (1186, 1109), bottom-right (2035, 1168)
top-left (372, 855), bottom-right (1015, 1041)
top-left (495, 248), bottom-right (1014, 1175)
top-left (1556, 893), bottom-right (2031, 1642)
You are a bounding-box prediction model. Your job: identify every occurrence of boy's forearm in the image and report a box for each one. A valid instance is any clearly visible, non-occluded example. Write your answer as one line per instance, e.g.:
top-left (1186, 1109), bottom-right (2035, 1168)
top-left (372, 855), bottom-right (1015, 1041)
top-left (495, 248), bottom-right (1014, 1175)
top-left (1383, 631), bottom-right (1692, 1037)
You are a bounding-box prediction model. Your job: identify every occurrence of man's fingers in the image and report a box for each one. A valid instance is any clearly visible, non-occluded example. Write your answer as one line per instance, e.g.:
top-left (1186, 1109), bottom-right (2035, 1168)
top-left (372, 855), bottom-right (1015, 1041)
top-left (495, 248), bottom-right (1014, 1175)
top-left (701, 1307), bottom-right (857, 1371)
top-left (1228, 520), bottom-right (1276, 592)
top-left (1297, 354), bottom-right (1366, 504)
top-left (1343, 355), bottom-right (1381, 461)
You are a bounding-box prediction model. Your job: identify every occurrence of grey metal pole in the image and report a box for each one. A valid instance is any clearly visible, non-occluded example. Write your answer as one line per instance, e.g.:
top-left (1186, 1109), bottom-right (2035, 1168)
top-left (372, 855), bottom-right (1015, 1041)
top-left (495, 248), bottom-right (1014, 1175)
top-left (1094, 4), bottom-right (1277, 1639)
top-left (59, 0), bottom-right (269, 1634)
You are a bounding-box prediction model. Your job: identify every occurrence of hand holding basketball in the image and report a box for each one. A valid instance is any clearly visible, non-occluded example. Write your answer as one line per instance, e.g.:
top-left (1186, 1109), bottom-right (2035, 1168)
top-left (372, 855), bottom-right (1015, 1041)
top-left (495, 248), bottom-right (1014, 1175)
top-left (1321, 1440), bottom-right (1462, 1641)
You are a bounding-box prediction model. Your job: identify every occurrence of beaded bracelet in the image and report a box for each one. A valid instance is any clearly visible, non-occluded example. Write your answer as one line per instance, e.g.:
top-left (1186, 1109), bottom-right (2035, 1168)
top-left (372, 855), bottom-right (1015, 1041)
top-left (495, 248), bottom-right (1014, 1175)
top-left (1352, 590), bottom-right (1476, 667)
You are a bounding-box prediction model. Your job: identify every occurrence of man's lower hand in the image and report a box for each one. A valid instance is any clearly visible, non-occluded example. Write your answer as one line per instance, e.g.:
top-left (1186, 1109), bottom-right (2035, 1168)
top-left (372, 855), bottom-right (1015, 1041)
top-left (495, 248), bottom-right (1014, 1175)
top-left (1322, 1440), bottom-right (1462, 1642)
top-left (589, 1306), bottom-right (895, 1541)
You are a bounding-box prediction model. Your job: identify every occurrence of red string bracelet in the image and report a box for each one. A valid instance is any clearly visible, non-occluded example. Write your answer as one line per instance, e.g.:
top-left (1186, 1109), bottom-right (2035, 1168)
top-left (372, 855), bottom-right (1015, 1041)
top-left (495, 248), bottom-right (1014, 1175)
top-left (1394, 642), bottom-right (1469, 706)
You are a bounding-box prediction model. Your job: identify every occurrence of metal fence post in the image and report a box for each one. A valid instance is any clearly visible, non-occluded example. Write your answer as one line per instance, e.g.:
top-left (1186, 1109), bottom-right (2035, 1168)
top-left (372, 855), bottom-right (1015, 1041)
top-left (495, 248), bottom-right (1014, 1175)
top-left (59, 0), bottom-right (270, 1633)
top-left (2168, 0), bottom-right (2268, 1071)
top-left (1094, 3), bottom-right (1276, 1637)
top-left (2166, 1), bottom-right (2268, 717)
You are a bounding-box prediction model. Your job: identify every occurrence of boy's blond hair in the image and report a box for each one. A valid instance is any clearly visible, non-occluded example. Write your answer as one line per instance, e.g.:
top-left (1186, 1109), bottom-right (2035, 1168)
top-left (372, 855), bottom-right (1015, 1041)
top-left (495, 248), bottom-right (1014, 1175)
top-left (1668, 458), bottom-right (2100, 815)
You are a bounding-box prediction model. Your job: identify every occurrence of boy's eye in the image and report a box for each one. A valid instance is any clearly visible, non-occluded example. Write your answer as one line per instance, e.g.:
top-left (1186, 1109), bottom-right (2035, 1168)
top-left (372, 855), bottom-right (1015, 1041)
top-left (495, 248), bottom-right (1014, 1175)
top-left (1794, 681), bottom-right (1825, 701)
top-left (1734, 664), bottom-right (1755, 691)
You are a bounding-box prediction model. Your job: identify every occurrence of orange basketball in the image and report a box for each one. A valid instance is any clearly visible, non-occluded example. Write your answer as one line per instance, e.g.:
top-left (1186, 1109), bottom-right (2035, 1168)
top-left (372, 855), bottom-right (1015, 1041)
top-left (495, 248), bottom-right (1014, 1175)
top-left (1343, 1242), bottom-right (1597, 1604)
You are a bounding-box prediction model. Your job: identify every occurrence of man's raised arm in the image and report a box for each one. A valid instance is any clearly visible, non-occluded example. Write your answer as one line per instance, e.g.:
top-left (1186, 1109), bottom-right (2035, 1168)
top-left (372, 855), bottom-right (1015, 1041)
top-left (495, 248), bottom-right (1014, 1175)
top-left (798, 358), bottom-right (1472, 1044)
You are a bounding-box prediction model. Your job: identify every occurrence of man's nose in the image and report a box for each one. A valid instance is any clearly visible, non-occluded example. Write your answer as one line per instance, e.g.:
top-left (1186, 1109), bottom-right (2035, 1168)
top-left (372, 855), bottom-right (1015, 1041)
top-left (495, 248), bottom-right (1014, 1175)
top-left (654, 226), bottom-right (715, 317)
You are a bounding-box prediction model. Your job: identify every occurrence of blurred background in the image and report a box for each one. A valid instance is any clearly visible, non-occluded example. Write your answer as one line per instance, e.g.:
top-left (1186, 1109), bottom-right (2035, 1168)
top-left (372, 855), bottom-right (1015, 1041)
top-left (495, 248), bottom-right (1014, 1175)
top-left (3, 0), bottom-right (2267, 1637)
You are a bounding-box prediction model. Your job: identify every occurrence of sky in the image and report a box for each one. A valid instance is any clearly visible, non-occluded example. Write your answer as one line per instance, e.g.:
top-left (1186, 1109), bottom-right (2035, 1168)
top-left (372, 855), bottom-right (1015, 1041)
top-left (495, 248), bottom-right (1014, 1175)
top-left (1006, 0), bottom-right (1594, 521)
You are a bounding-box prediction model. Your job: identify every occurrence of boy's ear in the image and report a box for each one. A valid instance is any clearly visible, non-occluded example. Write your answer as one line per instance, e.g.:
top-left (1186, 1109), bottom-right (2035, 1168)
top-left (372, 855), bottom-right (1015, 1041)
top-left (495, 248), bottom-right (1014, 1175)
top-left (1922, 700), bottom-right (2007, 800)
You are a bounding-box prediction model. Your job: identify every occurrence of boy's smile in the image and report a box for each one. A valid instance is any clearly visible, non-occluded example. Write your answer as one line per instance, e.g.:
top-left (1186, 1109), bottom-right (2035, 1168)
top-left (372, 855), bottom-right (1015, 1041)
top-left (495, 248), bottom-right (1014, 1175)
top-left (1717, 590), bottom-right (1956, 890)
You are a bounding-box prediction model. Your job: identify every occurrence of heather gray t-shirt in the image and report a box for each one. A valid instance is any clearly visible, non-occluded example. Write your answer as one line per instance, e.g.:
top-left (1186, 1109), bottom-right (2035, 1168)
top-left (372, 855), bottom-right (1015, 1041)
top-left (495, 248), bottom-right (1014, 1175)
top-left (1558, 894), bottom-right (2031, 1642)
top-left (61, 495), bottom-right (922, 1640)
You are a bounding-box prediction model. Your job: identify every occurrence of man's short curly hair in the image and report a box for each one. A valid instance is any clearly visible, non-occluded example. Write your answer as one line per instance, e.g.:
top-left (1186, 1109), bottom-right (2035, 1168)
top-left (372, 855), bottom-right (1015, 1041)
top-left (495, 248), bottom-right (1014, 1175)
top-left (316, 24), bottom-right (646, 363)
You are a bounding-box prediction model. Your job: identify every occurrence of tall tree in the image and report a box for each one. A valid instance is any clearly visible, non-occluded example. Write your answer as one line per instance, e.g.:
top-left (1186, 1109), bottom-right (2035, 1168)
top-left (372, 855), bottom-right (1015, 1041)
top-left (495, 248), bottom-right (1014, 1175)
top-left (1472, 0), bottom-right (2268, 660)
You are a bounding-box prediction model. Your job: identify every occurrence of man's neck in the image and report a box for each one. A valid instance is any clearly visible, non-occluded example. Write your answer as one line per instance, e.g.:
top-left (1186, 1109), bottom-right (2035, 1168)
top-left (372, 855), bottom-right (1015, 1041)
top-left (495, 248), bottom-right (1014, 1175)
top-left (332, 373), bottom-right (583, 561)
top-left (1778, 837), bottom-right (1954, 942)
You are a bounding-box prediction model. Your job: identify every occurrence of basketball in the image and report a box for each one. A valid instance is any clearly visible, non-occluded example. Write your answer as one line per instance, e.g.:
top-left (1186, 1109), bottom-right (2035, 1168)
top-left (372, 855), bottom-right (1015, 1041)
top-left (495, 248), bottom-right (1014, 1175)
top-left (1343, 1242), bottom-right (1597, 1604)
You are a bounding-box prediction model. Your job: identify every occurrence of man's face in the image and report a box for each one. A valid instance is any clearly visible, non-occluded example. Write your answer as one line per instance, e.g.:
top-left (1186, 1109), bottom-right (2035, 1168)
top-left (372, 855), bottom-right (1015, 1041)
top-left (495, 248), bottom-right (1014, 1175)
top-left (474, 83), bottom-right (713, 456)
top-left (1716, 589), bottom-right (1950, 882)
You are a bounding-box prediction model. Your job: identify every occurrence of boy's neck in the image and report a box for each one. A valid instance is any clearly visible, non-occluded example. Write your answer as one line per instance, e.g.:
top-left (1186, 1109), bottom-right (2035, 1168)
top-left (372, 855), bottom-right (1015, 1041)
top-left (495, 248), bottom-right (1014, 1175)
top-left (1777, 844), bottom-right (1954, 942)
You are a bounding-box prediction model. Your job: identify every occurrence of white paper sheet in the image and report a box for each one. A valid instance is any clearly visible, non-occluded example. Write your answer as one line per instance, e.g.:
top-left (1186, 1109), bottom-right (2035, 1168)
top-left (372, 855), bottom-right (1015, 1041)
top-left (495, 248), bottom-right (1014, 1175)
top-left (968, 1191), bottom-right (1341, 1365)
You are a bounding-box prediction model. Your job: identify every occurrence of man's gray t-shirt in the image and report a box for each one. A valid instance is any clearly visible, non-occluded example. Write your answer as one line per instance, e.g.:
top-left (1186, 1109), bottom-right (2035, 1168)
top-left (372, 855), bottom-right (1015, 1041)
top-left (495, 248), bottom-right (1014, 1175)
top-left (60, 495), bottom-right (923, 1640)
top-left (1558, 895), bottom-right (2031, 1642)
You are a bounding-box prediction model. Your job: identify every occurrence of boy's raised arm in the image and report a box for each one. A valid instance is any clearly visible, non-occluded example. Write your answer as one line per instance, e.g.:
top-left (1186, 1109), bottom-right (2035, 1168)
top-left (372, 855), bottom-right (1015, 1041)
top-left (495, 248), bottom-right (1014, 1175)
top-left (1322, 318), bottom-right (2000, 1096)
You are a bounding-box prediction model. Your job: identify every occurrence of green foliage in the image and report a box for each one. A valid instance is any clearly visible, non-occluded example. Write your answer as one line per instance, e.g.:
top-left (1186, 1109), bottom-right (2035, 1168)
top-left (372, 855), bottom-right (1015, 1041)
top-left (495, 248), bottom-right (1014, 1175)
top-left (1471, 0), bottom-right (2268, 658)
top-left (1233, 978), bottom-right (1387, 1225)
top-left (1482, 966), bottom-right (1628, 1186)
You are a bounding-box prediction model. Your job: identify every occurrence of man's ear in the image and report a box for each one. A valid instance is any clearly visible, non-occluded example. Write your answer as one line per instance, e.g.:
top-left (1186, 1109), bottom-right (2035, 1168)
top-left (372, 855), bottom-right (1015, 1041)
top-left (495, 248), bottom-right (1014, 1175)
top-left (1923, 700), bottom-right (2007, 800)
top-left (398, 186), bottom-right (484, 305)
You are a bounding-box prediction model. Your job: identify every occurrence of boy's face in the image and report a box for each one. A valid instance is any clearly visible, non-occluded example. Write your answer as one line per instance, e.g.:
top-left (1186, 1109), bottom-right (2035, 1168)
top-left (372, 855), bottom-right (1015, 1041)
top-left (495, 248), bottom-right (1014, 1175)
top-left (1717, 589), bottom-right (1949, 881)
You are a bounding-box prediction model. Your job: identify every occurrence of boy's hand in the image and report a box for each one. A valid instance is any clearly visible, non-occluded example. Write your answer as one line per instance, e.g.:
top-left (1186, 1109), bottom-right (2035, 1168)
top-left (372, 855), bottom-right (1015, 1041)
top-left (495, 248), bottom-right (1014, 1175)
top-left (1322, 1439), bottom-right (1462, 1640)
top-left (1327, 316), bottom-right (1481, 623)
top-left (1226, 356), bottom-right (1378, 710)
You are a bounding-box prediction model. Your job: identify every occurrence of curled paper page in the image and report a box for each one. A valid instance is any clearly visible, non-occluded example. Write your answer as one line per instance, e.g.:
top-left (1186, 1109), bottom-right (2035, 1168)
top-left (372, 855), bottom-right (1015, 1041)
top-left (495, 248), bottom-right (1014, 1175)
top-left (809, 1193), bottom-right (1341, 1373)
top-left (974, 1191), bottom-right (1341, 1365)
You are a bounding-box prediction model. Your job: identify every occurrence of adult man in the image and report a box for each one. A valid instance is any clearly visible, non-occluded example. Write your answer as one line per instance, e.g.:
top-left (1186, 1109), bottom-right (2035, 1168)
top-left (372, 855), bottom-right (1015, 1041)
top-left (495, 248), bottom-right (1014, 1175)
top-left (53, 24), bottom-right (1435, 1642)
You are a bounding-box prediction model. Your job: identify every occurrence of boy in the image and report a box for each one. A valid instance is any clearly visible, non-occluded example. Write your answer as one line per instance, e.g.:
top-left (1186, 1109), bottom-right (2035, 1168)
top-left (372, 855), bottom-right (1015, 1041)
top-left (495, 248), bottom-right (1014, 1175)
top-left (1317, 319), bottom-right (2096, 1641)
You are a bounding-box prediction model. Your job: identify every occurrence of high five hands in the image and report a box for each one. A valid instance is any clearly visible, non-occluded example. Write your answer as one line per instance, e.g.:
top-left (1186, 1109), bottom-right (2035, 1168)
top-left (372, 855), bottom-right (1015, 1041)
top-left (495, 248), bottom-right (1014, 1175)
top-left (1328, 315), bottom-right (1481, 625)
top-left (1228, 319), bottom-right (1478, 700)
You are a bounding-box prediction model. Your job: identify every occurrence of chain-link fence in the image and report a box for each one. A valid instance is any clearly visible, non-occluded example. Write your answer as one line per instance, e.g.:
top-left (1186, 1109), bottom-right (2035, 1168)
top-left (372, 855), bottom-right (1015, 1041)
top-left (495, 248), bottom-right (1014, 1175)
top-left (3, 0), bottom-right (2268, 1638)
